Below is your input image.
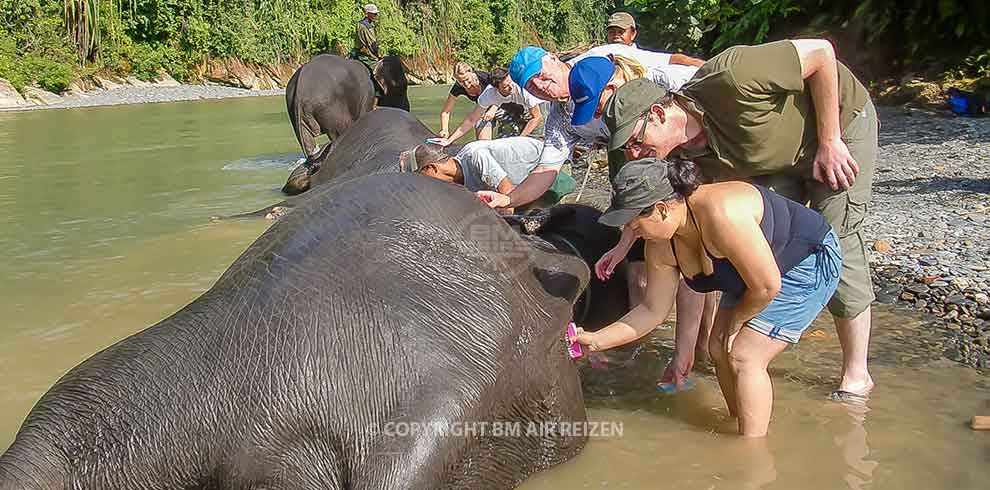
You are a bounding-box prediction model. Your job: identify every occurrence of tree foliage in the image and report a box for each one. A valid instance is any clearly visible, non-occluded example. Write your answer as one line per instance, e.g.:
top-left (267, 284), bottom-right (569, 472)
top-left (1, 0), bottom-right (986, 93)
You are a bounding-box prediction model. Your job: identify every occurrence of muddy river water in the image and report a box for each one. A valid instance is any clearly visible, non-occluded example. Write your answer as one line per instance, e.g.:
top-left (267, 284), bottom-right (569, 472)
top-left (1, 86), bottom-right (987, 489)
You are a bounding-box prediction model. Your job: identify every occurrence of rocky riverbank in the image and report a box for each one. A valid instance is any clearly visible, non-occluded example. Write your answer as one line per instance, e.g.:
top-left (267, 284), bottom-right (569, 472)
top-left (868, 106), bottom-right (990, 369)
top-left (0, 67), bottom-right (286, 112)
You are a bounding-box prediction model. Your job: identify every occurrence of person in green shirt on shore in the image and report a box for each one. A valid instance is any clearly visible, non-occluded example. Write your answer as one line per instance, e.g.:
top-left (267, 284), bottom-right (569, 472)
top-left (351, 4), bottom-right (383, 97)
top-left (601, 39), bottom-right (878, 405)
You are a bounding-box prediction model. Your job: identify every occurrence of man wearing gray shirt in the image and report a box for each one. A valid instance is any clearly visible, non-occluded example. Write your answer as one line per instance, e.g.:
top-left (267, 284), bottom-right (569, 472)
top-left (400, 137), bottom-right (573, 211)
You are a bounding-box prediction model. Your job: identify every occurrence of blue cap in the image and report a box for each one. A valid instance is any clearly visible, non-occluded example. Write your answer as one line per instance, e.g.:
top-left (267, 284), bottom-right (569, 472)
top-left (569, 56), bottom-right (615, 126)
top-left (510, 46), bottom-right (549, 89)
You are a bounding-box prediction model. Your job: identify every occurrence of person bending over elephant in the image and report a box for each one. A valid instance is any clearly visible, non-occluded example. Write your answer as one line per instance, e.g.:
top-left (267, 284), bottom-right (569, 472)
top-left (475, 45), bottom-right (709, 364)
top-left (401, 138), bottom-right (575, 213)
top-left (437, 68), bottom-right (545, 145)
top-left (571, 158), bottom-right (842, 437)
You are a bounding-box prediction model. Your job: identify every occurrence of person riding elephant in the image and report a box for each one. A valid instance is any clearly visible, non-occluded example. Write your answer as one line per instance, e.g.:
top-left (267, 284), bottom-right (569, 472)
top-left (0, 173), bottom-right (592, 489)
top-left (351, 4), bottom-right (384, 96)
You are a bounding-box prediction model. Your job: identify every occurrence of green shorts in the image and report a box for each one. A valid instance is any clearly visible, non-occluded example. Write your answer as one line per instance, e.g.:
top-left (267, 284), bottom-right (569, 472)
top-left (754, 100), bottom-right (878, 319)
top-left (519, 164), bottom-right (576, 211)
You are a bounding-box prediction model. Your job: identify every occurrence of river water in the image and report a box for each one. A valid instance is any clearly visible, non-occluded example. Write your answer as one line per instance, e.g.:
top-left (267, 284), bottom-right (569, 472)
top-left (0, 86), bottom-right (987, 488)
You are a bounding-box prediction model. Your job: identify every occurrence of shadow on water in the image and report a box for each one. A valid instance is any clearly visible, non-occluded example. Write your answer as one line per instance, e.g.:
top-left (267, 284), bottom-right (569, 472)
top-left (521, 307), bottom-right (990, 490)
top-left (874, 177), bottom-right (990, 196)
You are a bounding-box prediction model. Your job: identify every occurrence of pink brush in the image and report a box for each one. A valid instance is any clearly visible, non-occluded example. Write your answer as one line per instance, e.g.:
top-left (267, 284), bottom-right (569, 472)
top-left (566, 322), bottom-right (583, 359)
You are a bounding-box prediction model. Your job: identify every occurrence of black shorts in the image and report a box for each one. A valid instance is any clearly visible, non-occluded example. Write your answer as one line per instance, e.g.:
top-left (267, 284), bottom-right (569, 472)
top-left (627, 239), bottom-right (646, 263)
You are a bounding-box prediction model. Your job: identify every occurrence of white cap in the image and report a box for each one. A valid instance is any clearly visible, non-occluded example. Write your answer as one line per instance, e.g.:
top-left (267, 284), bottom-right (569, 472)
top-left (363, 4), bottom-right (379, 14)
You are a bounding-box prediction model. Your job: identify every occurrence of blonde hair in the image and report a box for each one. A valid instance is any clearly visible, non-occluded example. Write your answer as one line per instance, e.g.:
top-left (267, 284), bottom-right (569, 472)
top-left (453, 62), bottom-right (474, 81)
top-left (610, 54), bottom-right (647, 83)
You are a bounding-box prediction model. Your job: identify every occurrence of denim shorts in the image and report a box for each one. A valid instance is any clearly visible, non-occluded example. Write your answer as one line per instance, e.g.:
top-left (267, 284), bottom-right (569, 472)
top-left (720, 229), bottom-right (843, 343)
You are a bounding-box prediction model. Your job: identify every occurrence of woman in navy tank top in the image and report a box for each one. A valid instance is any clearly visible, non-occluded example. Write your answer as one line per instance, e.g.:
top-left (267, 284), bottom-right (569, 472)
top-left (571, 158), bottom-right (842, 437)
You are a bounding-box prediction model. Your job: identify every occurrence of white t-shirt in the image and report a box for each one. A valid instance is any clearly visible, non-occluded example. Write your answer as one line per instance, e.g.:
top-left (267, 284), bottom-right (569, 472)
top-left (476, 82), bottom-right (543, 110)
top-left (537, 44), bottom-right (700, 167)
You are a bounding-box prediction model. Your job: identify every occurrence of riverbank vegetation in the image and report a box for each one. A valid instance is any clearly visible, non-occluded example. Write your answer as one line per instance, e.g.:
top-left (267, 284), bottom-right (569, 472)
top-left (0, 0), bottom-right (987, 94)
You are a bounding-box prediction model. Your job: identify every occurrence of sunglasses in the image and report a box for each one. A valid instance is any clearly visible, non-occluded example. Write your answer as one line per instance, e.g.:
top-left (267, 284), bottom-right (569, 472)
top-left (619, 111), bottom-right (650, 153)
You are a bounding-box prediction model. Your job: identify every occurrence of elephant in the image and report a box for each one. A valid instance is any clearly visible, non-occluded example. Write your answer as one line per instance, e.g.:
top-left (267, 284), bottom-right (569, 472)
top-left (0, 173), bottom-right (590, 490)
top-left (285, 54), bottom-right (376, 170)
top-left (284, 55), bottom-right (410, 192)
top-left (372, 55), bottom-right (410, 112)
top-left (281, 107), bottom-right (458, 196)
top-left (505, 204), bottom-right (630, 330)
top-left (266, 110), bottom-right (631, 331)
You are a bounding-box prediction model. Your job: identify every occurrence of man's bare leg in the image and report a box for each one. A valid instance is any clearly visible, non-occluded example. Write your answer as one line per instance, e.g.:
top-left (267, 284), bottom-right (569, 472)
top-left (835, 306), bottom-right (874, 397)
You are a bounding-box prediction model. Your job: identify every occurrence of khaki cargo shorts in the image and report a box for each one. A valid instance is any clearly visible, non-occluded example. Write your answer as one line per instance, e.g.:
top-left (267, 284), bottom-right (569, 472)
top-left (756, 100), bottom-right (878, 319)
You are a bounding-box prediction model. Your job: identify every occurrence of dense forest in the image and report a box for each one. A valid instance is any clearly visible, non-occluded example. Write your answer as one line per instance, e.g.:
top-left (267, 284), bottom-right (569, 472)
top-left (1, 0), bottom-right (987, 94)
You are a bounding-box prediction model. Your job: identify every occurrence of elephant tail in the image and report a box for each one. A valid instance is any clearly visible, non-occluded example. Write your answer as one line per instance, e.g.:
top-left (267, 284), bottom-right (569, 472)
top-left (286, 69), bottom-right (319, 162)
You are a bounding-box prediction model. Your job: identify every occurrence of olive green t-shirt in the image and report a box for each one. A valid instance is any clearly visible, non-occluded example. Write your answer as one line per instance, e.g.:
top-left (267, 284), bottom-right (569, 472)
top-left (674, 40), bottom-right (871, 180)
top-left (354, 18), bottom-right (380, 61)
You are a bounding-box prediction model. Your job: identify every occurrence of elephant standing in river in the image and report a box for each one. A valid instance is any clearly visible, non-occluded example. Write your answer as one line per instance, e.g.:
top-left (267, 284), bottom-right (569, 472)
top-left (0, 173), bottom-right (590, 490)
top-left (285, 55), bottom-right (375, 168)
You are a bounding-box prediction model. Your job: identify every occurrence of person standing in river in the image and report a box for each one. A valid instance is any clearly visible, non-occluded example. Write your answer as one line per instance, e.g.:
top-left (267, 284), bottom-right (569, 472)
top-left (571, 158), bottom-right (843, 437)
top-left (600, 39), bottom-right (878, 403)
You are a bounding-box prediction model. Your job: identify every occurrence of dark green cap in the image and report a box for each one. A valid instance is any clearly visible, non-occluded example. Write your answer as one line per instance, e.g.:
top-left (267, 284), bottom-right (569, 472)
top-left (603, 78), bottom-right (669, 152)
top-left (598, 158), bottom-right (676, 227)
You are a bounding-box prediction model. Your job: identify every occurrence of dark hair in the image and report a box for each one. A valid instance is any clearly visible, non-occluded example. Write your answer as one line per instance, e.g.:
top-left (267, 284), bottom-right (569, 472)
top-left (491, 67), bottom-right (510, 86)
top-left (414, 143), bottom-right (450, 169)
top-left (667, 158), bottom-right (703, 198)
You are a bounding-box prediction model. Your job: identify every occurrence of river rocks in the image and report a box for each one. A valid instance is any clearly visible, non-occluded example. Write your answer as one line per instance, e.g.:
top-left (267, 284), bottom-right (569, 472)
top-left (876, 78), bottom-right (944, 107)
top-left (867, 106), bottom-right (990, 369)
top-left (0, 78), bottom-right (28, 109)
top-left (94, 75), bottom-right (124, 90)
top-left (202, 59), bottom-right (281, 90)
top-left (22, 86), bottom-right (62, 106)
top-left (873, 239), bottom-right (893, 253)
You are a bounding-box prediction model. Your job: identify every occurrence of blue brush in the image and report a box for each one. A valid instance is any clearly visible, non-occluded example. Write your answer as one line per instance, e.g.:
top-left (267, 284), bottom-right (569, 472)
top-left (657, 378), bottom-right (696, 394)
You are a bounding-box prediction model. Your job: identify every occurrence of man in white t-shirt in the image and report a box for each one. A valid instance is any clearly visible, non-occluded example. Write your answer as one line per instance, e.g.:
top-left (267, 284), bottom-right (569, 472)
top-left (438, 68), bottom-right (544, 145)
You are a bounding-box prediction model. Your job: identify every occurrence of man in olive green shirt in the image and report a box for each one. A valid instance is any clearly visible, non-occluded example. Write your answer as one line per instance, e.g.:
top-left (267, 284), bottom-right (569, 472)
top-left (603, 40), bottom-right (877, 402)
top-left (352, 4), bottom-right (382, 96)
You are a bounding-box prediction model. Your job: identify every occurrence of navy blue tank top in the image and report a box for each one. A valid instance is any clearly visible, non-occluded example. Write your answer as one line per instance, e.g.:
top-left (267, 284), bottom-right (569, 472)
top-left (671, 185), bottom-right (831, 295)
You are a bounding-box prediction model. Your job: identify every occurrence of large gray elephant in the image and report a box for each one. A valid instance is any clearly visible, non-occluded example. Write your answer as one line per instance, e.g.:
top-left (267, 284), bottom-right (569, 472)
top-left (267, 109), bottom-right (630, 330)
top-left (285, 54), bottom-right (376, 170)
top-left (0, 173), bottom-right (590, 490)
top-left (281, 107), bottom-right (456, 195)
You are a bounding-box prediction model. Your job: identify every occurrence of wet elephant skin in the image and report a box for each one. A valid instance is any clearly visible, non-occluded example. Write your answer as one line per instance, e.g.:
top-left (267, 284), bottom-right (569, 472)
top-left (0, 174), bottom-right (589, 490)
top-left (282, 108), bottom-right (462, 195)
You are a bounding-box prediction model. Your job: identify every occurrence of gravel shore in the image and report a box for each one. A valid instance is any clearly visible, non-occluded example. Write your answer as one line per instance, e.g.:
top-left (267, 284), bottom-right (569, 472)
top-left (869, 107), bottom-right (990, 368)
top-left (3, 84), bottom-right (284, 111)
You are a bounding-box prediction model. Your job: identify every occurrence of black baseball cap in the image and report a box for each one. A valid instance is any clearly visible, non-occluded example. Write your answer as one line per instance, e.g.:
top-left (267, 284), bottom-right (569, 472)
top-left (599, 158), bottom-right (677, 227)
